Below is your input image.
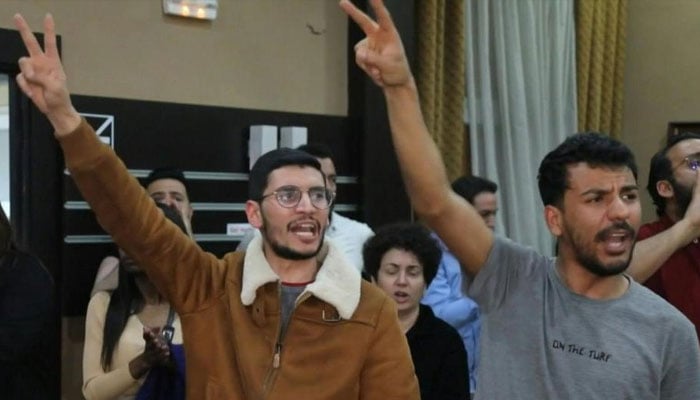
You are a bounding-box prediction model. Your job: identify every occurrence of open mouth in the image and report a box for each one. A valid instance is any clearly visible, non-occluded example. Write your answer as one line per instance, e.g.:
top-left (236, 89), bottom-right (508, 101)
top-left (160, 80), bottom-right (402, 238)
top-left (393, 291), bottom-right (410, 303)
top-left (596, 225), bottom-right (634, 255)
top-left (289, 220), bottom-right (320, 239)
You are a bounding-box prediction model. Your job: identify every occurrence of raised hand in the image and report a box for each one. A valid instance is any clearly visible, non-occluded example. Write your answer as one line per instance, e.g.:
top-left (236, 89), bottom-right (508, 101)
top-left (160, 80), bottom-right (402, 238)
top-left (14, 14), bottom-right (81, 136)
top-left (339, 0), bottom-right (412, 88)
top-left (682, 168), bottom-right (700, 234)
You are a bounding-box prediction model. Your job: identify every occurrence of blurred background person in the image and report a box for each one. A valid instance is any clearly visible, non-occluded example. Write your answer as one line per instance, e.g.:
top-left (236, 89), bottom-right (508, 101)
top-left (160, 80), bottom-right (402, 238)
top-left (422, 175), bottom-right (497, 394)
top-left (82, 203), bottom-right (189, 400)
top-left (0, 204), bottom-right (54, 400)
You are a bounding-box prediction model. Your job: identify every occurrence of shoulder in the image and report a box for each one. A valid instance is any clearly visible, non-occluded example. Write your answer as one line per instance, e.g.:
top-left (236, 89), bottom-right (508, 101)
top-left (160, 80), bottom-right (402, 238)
top-left (352, 280), bottom-right (396, 326)
top-left (420, 305), bottom-right (461, 337)
top-left (482, 236), bottom-right (550, 274)
top-left (628, 281), bottom-right (695, 330)
top-left (637, 218), bottom-right (670, 240)
top-left (0, 251), bottom-right (52, 288)
top-left (331, 212), bottom-right (373, 235)
top-left (87, 291), bottom-right (112, 313)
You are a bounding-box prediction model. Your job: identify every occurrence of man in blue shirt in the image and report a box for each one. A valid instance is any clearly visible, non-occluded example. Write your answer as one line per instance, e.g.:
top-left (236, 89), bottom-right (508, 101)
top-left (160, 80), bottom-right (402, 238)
top-left (422, 175), bottom-right (497, 394)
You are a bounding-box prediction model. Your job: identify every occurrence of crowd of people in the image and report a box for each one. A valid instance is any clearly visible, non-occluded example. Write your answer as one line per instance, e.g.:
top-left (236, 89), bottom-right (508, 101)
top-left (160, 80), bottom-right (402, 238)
top-left (3, 1), bottom-right (700, 399)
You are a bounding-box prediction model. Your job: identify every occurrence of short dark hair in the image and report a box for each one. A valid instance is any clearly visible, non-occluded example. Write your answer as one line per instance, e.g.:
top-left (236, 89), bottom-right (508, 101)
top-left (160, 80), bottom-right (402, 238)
top-left (248, 148), bottom-right (323, 200)
top-left (648, 132), bottom-right (700, 216)
top-left (144, 167), bottom-right (189, 195)
top-left (363, 222), bottom-right (442, 286)
top-left (296, 143), bottom-right (334, 160)
top-left (451, 175), bottom-right (498, 204)
top-left (538, 132), bottom-right (638, 208)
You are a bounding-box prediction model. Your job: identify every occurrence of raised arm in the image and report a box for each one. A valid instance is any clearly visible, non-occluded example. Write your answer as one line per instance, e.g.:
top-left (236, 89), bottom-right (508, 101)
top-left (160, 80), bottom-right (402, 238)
top-left (628, 171), bottom-right (700, 282)
top-left (339, 0), bottom-right (492, 276)
top-left (14, 14), bottom-right (227, 312)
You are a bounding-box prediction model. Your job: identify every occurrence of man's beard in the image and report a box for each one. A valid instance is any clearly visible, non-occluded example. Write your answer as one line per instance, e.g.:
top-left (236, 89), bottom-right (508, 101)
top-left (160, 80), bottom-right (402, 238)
top-left (670, 178), bottom-right (693, 217)
top-left (566, 222), bottom-right (636, 277)
top-left (261, 215), bottom-right (325, 261)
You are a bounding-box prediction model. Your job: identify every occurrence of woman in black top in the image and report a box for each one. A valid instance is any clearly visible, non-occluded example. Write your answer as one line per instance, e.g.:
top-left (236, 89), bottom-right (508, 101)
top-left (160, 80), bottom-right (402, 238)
top-left (364, 223), bottom-right (469, 400)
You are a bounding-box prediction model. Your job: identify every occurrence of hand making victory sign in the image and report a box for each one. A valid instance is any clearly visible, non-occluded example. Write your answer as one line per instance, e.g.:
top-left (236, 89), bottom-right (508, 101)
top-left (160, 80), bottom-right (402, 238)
top-left (339, 0), bottom-right (413, 89)
top-left (14, 13), bottom-right (81, 136)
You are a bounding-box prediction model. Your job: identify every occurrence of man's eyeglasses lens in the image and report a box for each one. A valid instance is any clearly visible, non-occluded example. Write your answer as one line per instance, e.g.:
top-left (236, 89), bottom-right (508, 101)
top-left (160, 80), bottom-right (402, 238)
top-left (262, 186), bottom-right (333, 209)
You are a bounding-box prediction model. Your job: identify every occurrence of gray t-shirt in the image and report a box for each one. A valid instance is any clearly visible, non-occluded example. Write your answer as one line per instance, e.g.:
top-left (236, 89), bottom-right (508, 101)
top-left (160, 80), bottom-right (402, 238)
top-left (469, 237), bottom-right (700, 400)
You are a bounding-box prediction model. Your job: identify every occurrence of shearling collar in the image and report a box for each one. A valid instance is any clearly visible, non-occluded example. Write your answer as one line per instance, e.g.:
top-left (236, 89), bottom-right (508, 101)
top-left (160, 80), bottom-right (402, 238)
top-left (240, 231), bottom-right (361, 319)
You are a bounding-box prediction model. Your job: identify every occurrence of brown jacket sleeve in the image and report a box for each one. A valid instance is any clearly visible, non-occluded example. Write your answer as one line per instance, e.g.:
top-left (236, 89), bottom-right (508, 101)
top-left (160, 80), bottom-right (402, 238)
top-left (59, 119), bottom-right (232, 314)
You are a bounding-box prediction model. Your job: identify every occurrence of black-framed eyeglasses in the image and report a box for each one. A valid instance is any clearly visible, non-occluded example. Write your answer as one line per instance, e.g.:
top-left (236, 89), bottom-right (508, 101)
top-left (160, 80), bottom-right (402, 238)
top-left (260, 185), bottom-right (334, 209)
top-left (672, 156), bottom-right (700, 172)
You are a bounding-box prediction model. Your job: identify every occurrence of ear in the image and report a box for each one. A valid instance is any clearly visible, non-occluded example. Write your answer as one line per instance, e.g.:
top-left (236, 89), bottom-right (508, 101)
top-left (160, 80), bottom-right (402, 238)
top-left (656, 180), bottom-right (675, 199)
top-left (544, 204), bottom-right (563, 237)
top-left (245, 200), bottom-right (264, 229)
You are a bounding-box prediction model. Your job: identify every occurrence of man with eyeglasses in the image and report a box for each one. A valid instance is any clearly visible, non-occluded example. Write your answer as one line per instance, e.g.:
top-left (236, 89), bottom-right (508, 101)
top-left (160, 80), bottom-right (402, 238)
top-left (238, 143), bottom-right (374, 272)
top-left (627, 132), bottom-right (700, 341)
top-left (13, 14), bottom-right (418, 399)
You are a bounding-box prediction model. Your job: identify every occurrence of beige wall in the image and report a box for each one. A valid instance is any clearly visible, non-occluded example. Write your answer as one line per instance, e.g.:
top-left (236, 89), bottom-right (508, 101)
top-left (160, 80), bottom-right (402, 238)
top-left (1, 0), bottom-right (348, 115)
top-left (622, 0), bottom-right (700, 222)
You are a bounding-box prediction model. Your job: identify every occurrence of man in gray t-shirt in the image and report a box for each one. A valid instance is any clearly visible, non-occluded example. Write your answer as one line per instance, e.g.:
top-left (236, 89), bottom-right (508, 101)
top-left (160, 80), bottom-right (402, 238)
top-left (341, 1), bottom-right (700, 398)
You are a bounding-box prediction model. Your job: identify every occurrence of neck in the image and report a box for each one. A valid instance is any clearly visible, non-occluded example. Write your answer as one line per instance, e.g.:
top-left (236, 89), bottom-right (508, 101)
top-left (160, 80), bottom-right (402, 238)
top-left (398, 306), bottom-right (420, 334)
top-left (665, 206), bottom-right (683, 223)
top-left (555, 258), bottom-right (629, 300)
top-left (263, 247), bottom-right (321, 284)
top-left (134, 274), bottom-right (164, 305)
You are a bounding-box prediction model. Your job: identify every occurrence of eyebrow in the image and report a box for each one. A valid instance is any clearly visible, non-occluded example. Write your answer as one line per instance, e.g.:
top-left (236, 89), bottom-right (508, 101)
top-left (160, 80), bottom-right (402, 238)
top-left (580, 184), bottom-right (638, 196)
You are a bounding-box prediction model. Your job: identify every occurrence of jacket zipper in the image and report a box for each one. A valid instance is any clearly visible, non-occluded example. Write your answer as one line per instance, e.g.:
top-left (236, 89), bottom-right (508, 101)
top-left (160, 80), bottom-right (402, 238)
top-left (262, 283), bottom-right (285, 398)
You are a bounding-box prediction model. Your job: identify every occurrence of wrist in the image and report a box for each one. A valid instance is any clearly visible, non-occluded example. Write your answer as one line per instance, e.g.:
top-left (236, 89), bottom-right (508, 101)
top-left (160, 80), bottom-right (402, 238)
top-left (128, 356), bottom-right (150, 379)
top-left (384, 77), bottom-right (417, 97)
top-left (48, 106), bottom-right (81, 137)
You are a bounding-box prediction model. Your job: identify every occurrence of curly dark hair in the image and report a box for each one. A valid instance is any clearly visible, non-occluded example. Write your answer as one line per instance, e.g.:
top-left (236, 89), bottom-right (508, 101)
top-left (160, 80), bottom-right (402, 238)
top-left (362, 222), bottom-right (442, 286)
top-left (538, 132), bottom-right (637, 208)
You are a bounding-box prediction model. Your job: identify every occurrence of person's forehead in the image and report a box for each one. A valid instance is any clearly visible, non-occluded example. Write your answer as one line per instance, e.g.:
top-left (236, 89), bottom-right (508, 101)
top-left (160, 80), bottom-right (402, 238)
top-left (267, 165), bottom-right (325, 189)
top-left (566, 162), bottom-right (636, 191)
top-left (668, 138), bottom-right (700, 163)
top-left (472, 191), bottom-right (497, 208)
top-left (381, 247), bottom-right (422, 266)
top-left (146, 178), bottom-right (188, 195)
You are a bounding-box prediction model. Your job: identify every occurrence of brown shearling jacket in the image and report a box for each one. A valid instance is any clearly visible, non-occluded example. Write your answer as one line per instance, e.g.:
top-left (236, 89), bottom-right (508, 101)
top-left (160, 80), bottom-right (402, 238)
top-left (61, 120), bottom-right (420, 400)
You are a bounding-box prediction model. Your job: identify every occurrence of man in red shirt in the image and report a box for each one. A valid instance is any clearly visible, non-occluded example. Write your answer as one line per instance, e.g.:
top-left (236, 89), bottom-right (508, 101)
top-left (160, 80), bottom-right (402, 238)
top-left (632, 132), bottom-right (700, 339)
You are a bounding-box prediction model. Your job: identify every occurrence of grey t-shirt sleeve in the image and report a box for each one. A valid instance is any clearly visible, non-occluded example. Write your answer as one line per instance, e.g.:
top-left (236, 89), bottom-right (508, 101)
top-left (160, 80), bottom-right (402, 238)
top-left (467, 236), bottom-right (550, 313)
top-left (660, 317), bottom-right (700, 399)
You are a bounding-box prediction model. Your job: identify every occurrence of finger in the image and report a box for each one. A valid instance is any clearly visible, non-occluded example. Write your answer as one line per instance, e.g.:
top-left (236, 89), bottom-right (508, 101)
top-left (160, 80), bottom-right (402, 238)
top-left (17, 58), bottom-right (35, 81)
top-left (15, 73), bottom-right (33, 98)
top-left (13, 14), bottom-right (43, 57)
top-left (43, 14), bottom-right (59, 59)
top-left (369, 0), bottom-right (396, 33)
top-left (339, 0), bottom-right (378, 35)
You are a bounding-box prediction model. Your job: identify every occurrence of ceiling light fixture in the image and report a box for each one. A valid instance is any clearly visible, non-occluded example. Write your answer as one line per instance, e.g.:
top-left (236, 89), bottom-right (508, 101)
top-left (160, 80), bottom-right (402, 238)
top-left (162, 0), bottom-right (218, 21)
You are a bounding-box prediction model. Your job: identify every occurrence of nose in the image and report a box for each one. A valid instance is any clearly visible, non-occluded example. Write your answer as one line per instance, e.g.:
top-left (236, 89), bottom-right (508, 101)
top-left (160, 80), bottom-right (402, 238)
top-left (295, 191), bottom-right (315, 212)
top-left (396, 270), bottom-right (408, 286)
top-left (607, 196), bottom-right (631, 221)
